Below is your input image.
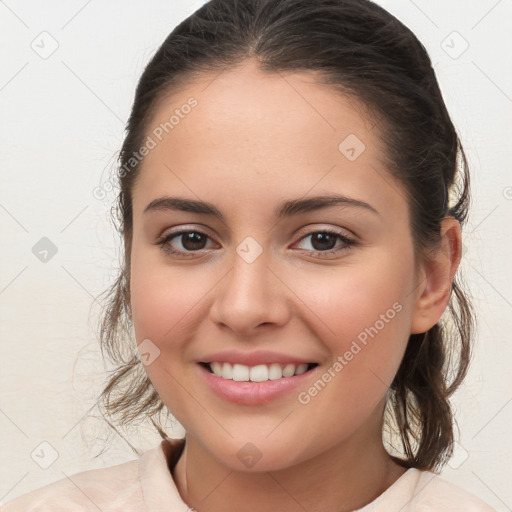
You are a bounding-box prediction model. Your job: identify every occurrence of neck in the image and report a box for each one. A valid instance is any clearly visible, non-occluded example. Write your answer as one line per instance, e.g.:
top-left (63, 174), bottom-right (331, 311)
top-left (172, 425), bottom-right (407, 512)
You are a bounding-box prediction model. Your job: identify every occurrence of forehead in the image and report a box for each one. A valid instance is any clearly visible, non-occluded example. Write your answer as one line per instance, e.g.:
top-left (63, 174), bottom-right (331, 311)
top-left (132, 60), bottom-right (409, 225)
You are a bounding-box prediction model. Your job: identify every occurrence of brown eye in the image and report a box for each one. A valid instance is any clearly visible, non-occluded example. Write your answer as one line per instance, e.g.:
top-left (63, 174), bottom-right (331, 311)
top-left (179, 232), bottom-right (208, 251)
top-left (294, 230), bottom-right (357, 258)
top-left (309, 232), bottom-right (338, 251)
top-left (156, 230), bottom-right (216, 257)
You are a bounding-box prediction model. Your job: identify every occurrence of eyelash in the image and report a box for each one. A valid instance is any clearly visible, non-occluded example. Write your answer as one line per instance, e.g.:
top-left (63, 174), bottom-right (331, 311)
top-left (155, 228), bottom-right (357, 259)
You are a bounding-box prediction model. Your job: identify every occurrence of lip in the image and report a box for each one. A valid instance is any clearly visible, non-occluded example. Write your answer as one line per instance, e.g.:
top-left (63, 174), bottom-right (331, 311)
top-left (198, 361), bottom-right (319, 405)
top-left (197, 349), bottom-right (316, 367)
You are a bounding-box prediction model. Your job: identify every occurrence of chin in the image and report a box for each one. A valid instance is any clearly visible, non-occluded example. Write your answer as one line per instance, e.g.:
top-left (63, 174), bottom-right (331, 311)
top-left (200, 434), bottom-right (310, 473)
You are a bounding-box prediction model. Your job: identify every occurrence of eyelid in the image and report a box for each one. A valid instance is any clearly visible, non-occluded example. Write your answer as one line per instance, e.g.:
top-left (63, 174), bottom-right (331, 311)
top-left (157, 224), bottom-right (215, 241)
top-left (294, 224), bottom-right (356, 241)
top-left (156, 224), bottom-right (358, 260)
top-left (156, 226), bottom-right (217, 248)
top-left (292, 228), bottom-right (357, 257)
top-left (157, 224), bottom-right (355, 244)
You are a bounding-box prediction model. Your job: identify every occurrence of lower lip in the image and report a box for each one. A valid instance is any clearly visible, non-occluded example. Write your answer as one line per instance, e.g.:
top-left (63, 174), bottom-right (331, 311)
top-left (198, 364), bottom-right (317, 405)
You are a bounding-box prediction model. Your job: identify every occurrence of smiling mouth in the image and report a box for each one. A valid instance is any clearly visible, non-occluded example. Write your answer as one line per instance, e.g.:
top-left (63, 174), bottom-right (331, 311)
top-left (199, 362), bottom-right (319, 382)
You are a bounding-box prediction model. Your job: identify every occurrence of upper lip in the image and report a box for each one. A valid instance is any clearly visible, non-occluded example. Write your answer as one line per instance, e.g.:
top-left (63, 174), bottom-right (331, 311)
top-left (197, 350), bottom-right (317, 367)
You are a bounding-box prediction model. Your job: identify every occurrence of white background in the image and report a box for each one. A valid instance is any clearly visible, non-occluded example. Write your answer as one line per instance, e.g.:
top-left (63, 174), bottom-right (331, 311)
top-left (0, 0), bottom-right (511, 509)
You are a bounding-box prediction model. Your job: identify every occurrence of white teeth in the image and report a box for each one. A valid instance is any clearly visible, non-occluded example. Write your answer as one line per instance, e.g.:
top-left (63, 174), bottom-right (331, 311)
top-left (295, 363), bottom-right (308, 375)
top-left (221, 362), bottom-right (233, 379)
top-left (207, 362), bottom-right (314, 381)
top-left (268, 363), bottom-right (283, 380)
top-left (249, 364), bottom-right (268, 382)
top-left (282, 364), bottom-right (296, 378)
top-left (232, 363), bottom-right (249, 381)
top-left (210, 362), bottom-right (222, 375)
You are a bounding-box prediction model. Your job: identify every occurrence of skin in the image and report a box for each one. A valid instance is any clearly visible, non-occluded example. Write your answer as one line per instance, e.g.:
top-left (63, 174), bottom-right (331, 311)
top-left (129, 59), bottom-right (462, 512)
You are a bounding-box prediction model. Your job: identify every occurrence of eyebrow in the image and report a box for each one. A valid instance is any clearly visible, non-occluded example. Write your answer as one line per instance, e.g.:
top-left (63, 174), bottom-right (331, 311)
top-left (143, 194), bottom-right (380, 220)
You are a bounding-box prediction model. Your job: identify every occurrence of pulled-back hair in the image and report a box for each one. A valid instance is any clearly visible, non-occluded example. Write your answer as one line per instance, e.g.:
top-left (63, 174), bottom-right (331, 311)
top-left (97, 0), bottom-right (473, 472)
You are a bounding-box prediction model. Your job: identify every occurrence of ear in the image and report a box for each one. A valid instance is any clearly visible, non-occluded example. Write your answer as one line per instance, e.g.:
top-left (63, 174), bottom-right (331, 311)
top-left (410, 217), bottom-right (462, 334)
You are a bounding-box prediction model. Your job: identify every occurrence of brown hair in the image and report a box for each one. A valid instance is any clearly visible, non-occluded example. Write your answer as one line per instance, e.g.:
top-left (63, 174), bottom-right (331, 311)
top-left (96, 0), bottom-right (473, 472)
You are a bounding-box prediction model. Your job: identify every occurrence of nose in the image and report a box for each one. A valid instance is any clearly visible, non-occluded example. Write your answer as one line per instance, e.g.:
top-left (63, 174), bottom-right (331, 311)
top-left (209, 247), bottom-right (291, 335)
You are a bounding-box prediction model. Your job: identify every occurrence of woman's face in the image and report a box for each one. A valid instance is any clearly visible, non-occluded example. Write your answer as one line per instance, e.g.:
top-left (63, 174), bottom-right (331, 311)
top-left (129, 60), bottom-right (428, 471)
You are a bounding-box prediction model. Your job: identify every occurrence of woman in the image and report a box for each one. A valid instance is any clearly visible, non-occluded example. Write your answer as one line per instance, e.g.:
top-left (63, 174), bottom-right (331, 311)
top-left (3, 0), bottom-right (498, 510)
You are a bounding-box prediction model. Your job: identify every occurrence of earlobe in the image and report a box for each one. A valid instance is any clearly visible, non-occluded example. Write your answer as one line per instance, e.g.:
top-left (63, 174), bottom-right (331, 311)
top-left (410, 217), bottom-right (462, 334)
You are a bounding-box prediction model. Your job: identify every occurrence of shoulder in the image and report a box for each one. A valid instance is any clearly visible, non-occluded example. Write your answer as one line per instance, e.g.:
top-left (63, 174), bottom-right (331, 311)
top-left (409, 469), bottom-right (497, 511)
top-left (0, 437), bottom-right (187, 512)
top-left (359, 468), bottom-right (498, 512)
top-left (1, 457), bottom-right (143, 512)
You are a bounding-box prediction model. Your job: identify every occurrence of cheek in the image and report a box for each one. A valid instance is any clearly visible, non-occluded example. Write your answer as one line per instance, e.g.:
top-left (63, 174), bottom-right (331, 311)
top-left (292, 271), bottom-right (413, 436)
top-left (130, 243), bottom-right (183, 344)
top-left (131, 274), bottom-right (194, 347)
top-left (302, 257), bottom-right (413, 340)
top-left (128, 256), bottom-right (205, 422)
top-left (129, 247), bottom-right (217, 355)
top-left (301, 253), bottom-right (415, 383)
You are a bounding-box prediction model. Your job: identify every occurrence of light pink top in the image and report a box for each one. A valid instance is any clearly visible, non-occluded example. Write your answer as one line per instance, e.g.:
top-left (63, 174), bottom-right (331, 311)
top-left (1, 437), bottom-right (497, 511)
